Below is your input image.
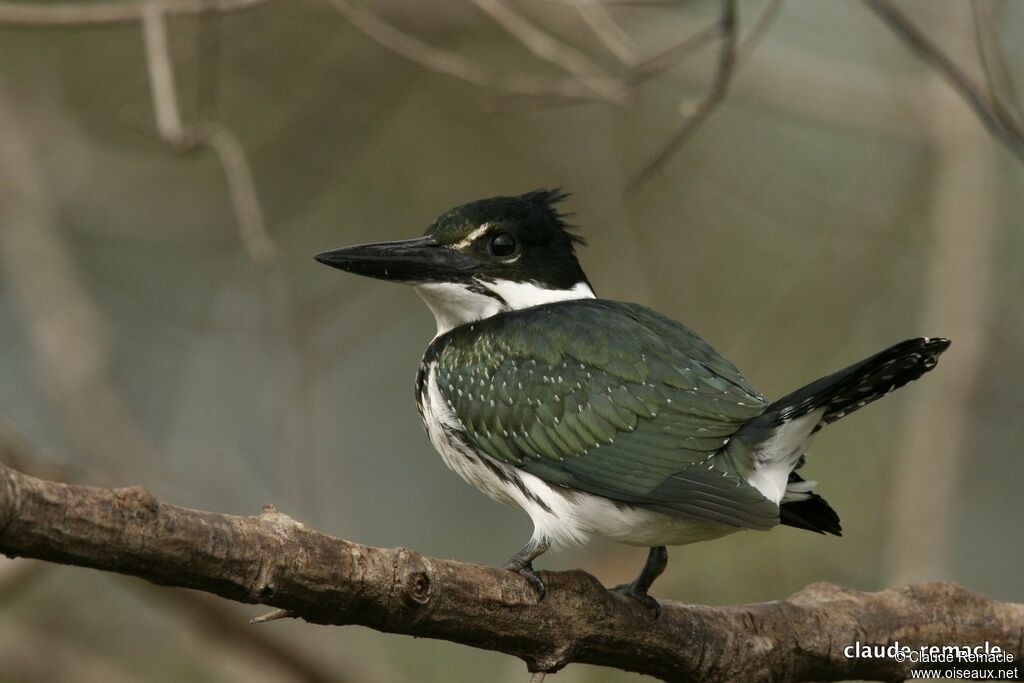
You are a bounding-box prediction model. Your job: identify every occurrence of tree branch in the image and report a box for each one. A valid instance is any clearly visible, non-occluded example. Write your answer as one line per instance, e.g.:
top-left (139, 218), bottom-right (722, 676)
top-left (970, 0), bottom-right (1024, 125)
top-left (1, 463), bottom-right (1020, 682)
top-left (469, 0), bottom-right (629, 103)
top-left (140, 2), bottom-right (277, 267)
top-left (862, 0), bottom-right (1024, 164)
top-left (570, 0), bottom-right (640, 67)
top-left (0, 0), bottom-right (270, 25)
top-left (630, 0), bottom-right (738, 187)
top-left (322, 0), bottom-right (614, 103)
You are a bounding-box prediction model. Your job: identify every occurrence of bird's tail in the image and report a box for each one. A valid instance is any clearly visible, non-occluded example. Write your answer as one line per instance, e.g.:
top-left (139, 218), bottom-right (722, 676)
top-left (744, 337), bottom-right (951, 437)
top-left (727, 337), bottom-right (950, 513)
top-left (779, 472), bottom-right (843, 535)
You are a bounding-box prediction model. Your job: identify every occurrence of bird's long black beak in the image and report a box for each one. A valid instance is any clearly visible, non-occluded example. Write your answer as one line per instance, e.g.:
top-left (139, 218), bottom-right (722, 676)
top-left (314, 236), bottom-right (479, 283)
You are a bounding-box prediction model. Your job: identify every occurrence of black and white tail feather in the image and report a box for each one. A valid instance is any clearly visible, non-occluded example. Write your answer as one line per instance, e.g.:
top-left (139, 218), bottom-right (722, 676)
top-left (740, 337), bottom-right (951, 536)
top-left (753, 337), bottom-right (951, 431)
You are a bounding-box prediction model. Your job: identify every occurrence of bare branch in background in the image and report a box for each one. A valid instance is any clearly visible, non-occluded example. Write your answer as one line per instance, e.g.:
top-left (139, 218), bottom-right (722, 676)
top-left (862, 0), bottom-right (1024, 164)
top-left (577, 0), bottom-right (689, 6)
top-left (630, 0), bottom-right (738, 187)
top-left (323, 0), bottom-right (615, 103)
top-left (571, 0), bottom-right (640, 66)
top-left (197, 123), bottom-right (277, 264)
top-left (141, 2), bottom-right (277, 266)
top-left (626, 0), bottom-right (780, 89)
top-left (0, 0), bottom-right (269, 25)
top-left (0, 0), bottom-right (278, 266)
top-left (628, 0), bottom-right (787, 185)
top-left (470, 0), bottom-right (629, 103)
top-left (1, 463), bottom-right (1022, 683)
top-left (5, 0), bottom-right (1018, 188)
top-left (625, 21), bottom-right (719, 85)
top-left (971, 0), bottom-right (1023, 120)
top-left (0, 0), bottom-right (827, 185)
top-left (736, 0), bottom-right (783, 66)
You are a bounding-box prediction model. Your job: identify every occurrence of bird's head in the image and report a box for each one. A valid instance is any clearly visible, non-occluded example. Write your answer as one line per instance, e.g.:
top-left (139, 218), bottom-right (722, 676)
top-left (315, 189), bottom-right (595, 335)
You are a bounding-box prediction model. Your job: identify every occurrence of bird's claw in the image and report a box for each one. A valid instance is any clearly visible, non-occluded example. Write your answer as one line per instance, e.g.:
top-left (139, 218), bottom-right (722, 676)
top-left (505, 563), bottom-right (546, 599)
top-left (610, 582), bottom-right (661, 617)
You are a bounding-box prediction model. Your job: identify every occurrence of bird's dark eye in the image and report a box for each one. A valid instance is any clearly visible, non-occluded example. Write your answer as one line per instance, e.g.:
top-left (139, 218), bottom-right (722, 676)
top-left (488, 232), bottom-right (518, 258)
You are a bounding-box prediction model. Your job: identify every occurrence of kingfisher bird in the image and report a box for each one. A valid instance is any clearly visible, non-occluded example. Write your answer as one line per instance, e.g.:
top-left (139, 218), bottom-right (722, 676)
top-left (315, 189), bottom-right (949, 613)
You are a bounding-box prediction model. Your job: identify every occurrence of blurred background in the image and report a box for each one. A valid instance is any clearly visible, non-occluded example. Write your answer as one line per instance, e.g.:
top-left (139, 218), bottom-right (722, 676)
top-left (0, 0), bottom-right (1021, 681)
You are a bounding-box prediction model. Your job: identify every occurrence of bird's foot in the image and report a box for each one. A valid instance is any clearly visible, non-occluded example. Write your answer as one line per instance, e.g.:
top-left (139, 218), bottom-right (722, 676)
top-left (503, 539), bottom-right (549, 600)
top-left (610, 582), bottom-right (661, 617)
top-left (504, 561), bottom-right (546, 599)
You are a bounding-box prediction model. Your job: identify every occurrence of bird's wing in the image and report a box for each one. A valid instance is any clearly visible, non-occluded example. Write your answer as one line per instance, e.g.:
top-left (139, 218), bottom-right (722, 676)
top-left (432, 299), bottom-right (780, 530)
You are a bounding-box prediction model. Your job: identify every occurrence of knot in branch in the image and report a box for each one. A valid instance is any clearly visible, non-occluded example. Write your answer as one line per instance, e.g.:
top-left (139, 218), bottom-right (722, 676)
top-left (392, 548), bottom-right (434, 617)
top-left (113, 484), bottom-right (159, 520)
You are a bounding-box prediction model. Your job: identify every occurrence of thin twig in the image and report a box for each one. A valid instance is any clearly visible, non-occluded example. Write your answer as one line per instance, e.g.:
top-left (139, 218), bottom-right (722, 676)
top-left (630, 0), bottom-right (738, 187)
top-left (862, 0), bottom-right (1024, 164)
top-left (626, 0), bottom-right (779, 87)
top-left (198, 123), bottom-right (277, 265)
top-left (571, 0), bottom-right (640, 66)
top-left (970, 0), bottom-right (1023, 120)
top-left (627, 0), bottom-right (784, 186)
top-left (251, 607), bottom-right (297, 623)
top-left (736, 0), bottom-right (783, 67)
top-left (564, 0), bottom-right (690, 6)
top-left (0, 0), bottom-right (269, 25)
top-left (0, 0), bottom-right (278, 265)
top-left (141, 2), bottom-right (276, 265)
top-left (323, 0), bottom-right (610, 103)
top-left (470, 0), bottom-right (629, 103)
top-left (142, 2), bottom-right (186, 143)
top-left (626, 21), bottom-right (719, 85)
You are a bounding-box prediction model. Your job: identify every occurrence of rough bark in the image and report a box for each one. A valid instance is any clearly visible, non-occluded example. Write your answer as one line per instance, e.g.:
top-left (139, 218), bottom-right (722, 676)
top-left (0, 464), bottom-right (1020, 682)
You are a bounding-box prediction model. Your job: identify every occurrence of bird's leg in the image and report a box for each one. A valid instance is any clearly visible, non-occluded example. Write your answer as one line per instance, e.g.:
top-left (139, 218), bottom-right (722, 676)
top-left (611, 545), bottom-right (668, 616)
top-left (502, 538), bottom-right (548, 599)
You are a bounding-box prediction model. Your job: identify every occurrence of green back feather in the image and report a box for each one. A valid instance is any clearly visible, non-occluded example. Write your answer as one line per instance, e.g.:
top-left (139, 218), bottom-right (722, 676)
top-left (429, 299), bottom-right (780, 530)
